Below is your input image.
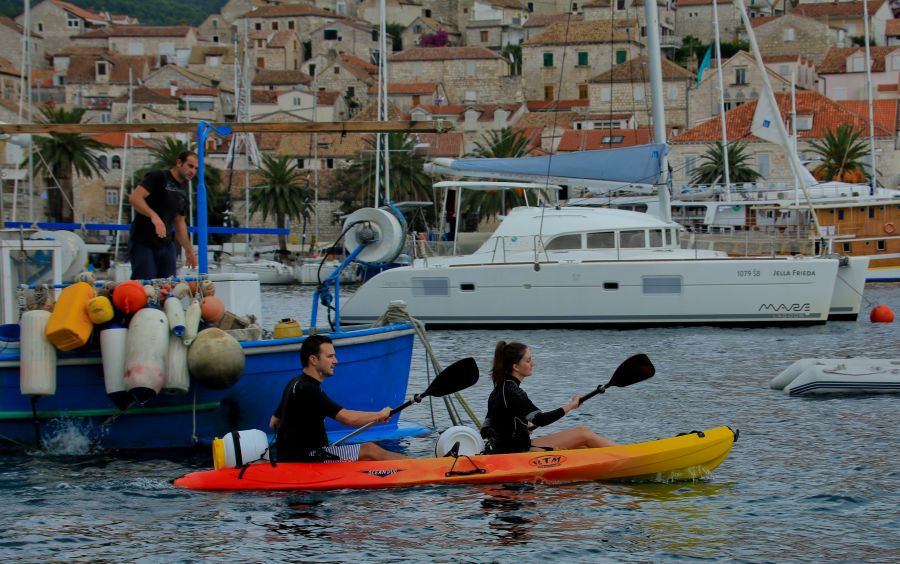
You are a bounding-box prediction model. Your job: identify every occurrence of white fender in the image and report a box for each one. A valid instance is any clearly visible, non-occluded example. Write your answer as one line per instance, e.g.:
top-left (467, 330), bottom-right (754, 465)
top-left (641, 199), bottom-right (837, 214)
top-left (183, 299), bottom-right (201, 346)
top-left (164, 297), bottom-right (186, 337)
top-left (100, 325), bottom-right (130, 410)
top-left (19, 310), bottom-right (56, 396)
top-left (165, 333), bottom-right (190, 395)
top-left (124, 308), bottom-right (168, 404)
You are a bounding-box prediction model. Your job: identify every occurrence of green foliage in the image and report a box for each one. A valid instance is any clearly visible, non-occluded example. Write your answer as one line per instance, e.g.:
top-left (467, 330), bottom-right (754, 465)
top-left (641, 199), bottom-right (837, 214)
top-left (386, 22), bottom-right (405, 51)
top-left (0, 0), bottom-right (228, 26)
top-left (671, 36), bottom-right (750, 66)
top-left (807, 124), bottom-right (870, 182)
top-left (501, 43), bottom-right (522, 76)
top-left (690, 141), bottom-right (762, 185)
top-left (31, 104), bottom-right (109, 223)
top-left (250, 153), bottom-right (311, 251)
top-left (330, 133), bottom-right (433, 216)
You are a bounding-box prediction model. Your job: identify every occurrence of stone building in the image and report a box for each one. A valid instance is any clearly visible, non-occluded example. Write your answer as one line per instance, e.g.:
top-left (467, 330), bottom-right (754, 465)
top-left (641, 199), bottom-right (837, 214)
top-left (197, 0), bottom-right (258, 45)
top-left (369, 82), bottom-right (447, 112)
top-left (588, 55), bottom-right (693, 129)
top-left (818, 46), bottom-right (900, 100)
top-left (309, 18), bottom-right (380, 63)
top-left (521, 20), bottom-right (641, 101)
top-left (63, 53), bottom-right (152, 122)
top-left (583, 0), bottom-right (678, 49)
top-left (463, 0), bottom-right (528, 51)
top-left (237, 4), bottom-right (342, 51)
top-left (402, 16), bottom-right (461, 49)
top-left (17, 0), bottom-right (132, 61)
top-left (689, 51), bottom-right (790, 128)
top-left (752, 13), bottom-right (840, 66)
top-left (791, 0), bottom-right (892, 46)
top-left (71, 26), bottom-right (198, 67)
top-left (308, 54), bottom-right (377, 116)
top-left (0, 17), bottom-right (45, 75)
top-left (248, 29), bottom-right (303, 71)
top-left (110, 85), bottom-right (178, 122)
top-left (75, 132), bottom-right (153, 224)
top-left (675, 0), bottom-right (775, 44)
top-left (389, 46), bottom-right (517, 104)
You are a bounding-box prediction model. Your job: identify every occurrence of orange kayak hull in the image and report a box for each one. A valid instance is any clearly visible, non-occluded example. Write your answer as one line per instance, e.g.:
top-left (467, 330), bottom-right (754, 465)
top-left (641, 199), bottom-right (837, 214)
top-left (173, 426), bottom-right (736, 491)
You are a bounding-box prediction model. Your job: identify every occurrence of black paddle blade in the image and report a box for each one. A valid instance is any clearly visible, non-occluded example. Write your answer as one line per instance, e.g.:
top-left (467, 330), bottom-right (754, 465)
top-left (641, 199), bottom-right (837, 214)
top-left (422, 357), bottom-right (479, 398)
top-left (606, 354), bottom-right (654, 388)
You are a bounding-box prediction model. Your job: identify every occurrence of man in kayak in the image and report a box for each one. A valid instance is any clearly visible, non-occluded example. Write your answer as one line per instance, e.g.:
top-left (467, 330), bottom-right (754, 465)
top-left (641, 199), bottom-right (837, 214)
top-left (269, 335), bottom-right (406, 462)
top-left (481, 341), bottom-right (618, 454)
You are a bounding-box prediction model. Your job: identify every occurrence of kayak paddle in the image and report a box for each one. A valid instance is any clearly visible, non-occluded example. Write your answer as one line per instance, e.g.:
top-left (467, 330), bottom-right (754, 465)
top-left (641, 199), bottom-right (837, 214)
top-left (578, 353), bottom-right (655, 405)
top-left (333, 356), bottom-right (480, 446)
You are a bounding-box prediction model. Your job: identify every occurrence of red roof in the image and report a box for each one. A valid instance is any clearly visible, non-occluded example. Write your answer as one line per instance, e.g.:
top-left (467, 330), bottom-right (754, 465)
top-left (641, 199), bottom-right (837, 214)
top-left (368, 82), bottom-right (438, 95)
top-left (818, 46), bottom-right (900, 74)
top-left (89, 132), bottom-right (153, 148)
top-left (409, 132), bottom-right (464, 157)
top-left (556, 129), bottom-right (653, 151)
top-left (674, 91), bottom-right (892, 142)
top-left (837, 99), bottom-right (898, 132)
top-left (792, 0), bottom-right (885, 18)
top-left (751, 15), bottom-right (780, 28)
top-left (50, 0), bottom-right (104, 22)
top-left (526, 99), bottom-right (590, 111)
top-left (886, 19), bottom-right (900, 36)
top-left (411, 104), bottom-right (466, 116)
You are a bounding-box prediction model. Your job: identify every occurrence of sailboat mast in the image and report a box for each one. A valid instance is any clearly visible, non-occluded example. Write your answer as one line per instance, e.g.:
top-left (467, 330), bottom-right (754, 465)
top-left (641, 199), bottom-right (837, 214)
top-left (380, 0), bottom-right (391, 204)
top-left (861, 0), bottom-right (877, 189)
top-left (712, 0), bottom-right (732, 202)
top-left (643, 0), bottom-right (671, 222)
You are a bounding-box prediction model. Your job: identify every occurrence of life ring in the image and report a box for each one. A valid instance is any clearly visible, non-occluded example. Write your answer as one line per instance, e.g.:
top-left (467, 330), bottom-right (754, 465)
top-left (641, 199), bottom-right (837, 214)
top-left (885, 222), bottom-right (897, 234)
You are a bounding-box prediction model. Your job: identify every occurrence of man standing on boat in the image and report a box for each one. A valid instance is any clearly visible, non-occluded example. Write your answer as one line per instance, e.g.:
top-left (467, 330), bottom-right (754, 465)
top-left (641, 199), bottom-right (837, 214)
top-left (128, 151), bottom-right (199, 280)
top-left (270, 335), bottom-right (407, 462)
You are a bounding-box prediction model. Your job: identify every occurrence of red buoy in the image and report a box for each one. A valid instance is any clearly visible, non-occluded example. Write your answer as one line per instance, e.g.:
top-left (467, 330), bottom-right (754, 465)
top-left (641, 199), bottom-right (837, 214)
top-left (870, 304), bottom-right (895, 323)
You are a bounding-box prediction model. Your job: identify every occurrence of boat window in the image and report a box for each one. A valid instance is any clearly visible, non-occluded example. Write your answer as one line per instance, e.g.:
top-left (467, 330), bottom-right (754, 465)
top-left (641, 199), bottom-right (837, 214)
top-left (460, 283), bottom-right (475, 292)
top-left (648, 229), bottom-right (663, 247)
top-left (586, 232), bottom-right (614, 248)
top-left (412, 277), bottom-right (449, 296)
top-left (642, 276), bottom-right (682, 295)
top-left (670, 229), bottom-right (679, 246)
top-left (545, 234), bottom-right (582, 251)
top-left (603, 282), bottom-right (619, 290)
top-left (619, 230), bottom-right (645, 248)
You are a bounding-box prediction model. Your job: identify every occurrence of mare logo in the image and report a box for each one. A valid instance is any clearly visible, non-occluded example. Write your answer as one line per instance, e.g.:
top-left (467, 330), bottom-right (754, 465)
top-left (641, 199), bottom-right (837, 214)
top-left (759, 303), bottom-right (811, 312)
top-left (529, 454), bottom-right (567, 468)
top-left (361, 469), bottom-right (403, 478)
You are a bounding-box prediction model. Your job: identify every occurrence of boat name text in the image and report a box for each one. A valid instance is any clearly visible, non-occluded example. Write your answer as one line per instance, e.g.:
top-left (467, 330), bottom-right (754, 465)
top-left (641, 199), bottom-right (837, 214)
top-left (758, 303), bottom-right (811, 312)
top-left (529, 454), bottom-right (567, 468)
top-left (361, 469), bottom-right (403, 478)
top-left (772, 269), bottom-right (816, 277)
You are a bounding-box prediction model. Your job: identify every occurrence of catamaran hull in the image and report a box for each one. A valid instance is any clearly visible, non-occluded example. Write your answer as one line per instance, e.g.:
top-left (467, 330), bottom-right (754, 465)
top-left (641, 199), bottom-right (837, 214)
top-left (0, 325), bottom-right (423, 451)
top-left (173, 426), bottom-right (737, 491)
top-left (341, 258), bottom-right (840, 327)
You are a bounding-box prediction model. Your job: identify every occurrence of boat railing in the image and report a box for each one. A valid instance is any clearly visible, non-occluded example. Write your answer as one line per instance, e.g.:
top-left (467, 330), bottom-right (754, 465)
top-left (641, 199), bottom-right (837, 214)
top-left (675, 181), bottom-right (877, 202)
top-left (681, 227), bottom-right (818, 257)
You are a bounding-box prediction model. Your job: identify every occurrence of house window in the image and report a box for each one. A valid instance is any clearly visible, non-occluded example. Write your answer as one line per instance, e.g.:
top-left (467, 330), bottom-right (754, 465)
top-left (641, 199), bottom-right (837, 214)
top-left (616, 0), bottom-right (626, 9)
top-left (412, 62), bottom-right (422, 76)
top-left (296, 158), bottom-right (305, 169)
top-left (111, 156), bottom-right (121, 170)
top-left (37, 22), bottom-right (43, 32)
top-left (543, 52), bottom-right (553, 67)
top-left (600, 87), bottom-right (611, 102)
top-left (106, 190), bottom-right (118, 206)
top-left (667, 85), bottom-right (678, 99)
top-left (756, 152), bottom-right (770, 177)
top-left (257, 57), bottom-right (265, 67)
top-left (842, 242), bottom-right (852, 253)
top-left (347, 86), bottom-right (355, 97)
top-left (100, 112), bottom-right (111, 123)
top-left (796, 115), bottom-right (812, 130)
top-left (602, 135), bottom-right (624, 143)
top-left (212, 35), bottom-right (220, 43)
top-left (480, 30), bottom-right (488, 42)
top-left (97, 62), bottom-right (107, 76)
top-left (254, 22), bottom-right (262, 31)
top-left (66, 17), bottom-right (79, 29)
top-left (337, 2), bottom-right (347, 15)
top-left (685, 154), bottom-right (697, 175)
top-left (577, 51), bottom-right (588, 66)
top-left (634, 85), bottom-right (644, 100)
top-left (578, 84), bottom-right (588, 99)
top-left (868, 206), bottom-right (875, 218)
top-left (257, 39), bottom-right (265, 47)
top-left (544, 85), bottom-right (554, 100)
top-left (324, 29), bottom-right (338, 40)
top-left (735, 67), bottom-right (747, 85)
top-left (326, 158), bottom-right (335, 169)
top-left (466, 62), bottom-right (476, 76)
top-left (309, 64), bottom-right (316, 76)
top-left (838, 209), bottom-right (845, 220)
top-left (288, 21), bottom-right (295, 30)
top-left (271, 21), bottom-right (278, 30)
top-left (615, 50), bottom-right (627, 64)
top-left (528, 2), bottom-right (534, 12)
top-left (851, 57), bottom-right (865, 72)
top-left (783, 28), bottom-right (795, 41)
top-left (97, 155), bottom-right (108, 169)
top-left (293, 97), bottom-right (301, 105)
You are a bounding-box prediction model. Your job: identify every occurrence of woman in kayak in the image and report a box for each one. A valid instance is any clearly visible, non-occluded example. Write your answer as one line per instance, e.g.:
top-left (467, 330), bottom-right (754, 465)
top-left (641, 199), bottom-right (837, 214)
top-left (481, 341), bottom-right (618, 454)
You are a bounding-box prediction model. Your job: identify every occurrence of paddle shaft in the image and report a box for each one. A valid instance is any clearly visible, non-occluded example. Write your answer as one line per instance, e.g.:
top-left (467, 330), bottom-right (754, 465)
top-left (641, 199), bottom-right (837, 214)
top-left (332, 395), bottom-right (419, 446)
top-left (578, 385), bottom-right (608, 406)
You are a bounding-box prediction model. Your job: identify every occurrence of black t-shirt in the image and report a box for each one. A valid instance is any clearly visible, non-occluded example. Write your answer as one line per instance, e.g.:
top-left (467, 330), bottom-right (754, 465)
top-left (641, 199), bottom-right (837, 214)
top-left (130, 169), bottom-right (189, 248)
top-left (273, 374), bottom-right (343, 462)
top-left (482, 379), bottom-right (565, 454)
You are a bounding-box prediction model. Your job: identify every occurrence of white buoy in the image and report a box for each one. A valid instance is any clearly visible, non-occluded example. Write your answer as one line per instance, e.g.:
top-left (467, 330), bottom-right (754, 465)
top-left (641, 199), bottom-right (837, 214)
top-left (124, 308), bottom-right (168, 404)
top-left (164, 296), bottom-right (186, 337)
top-left (212, 429), bottom-right (270, 469)
top-left (165, 333), bottom-right (190, 394)
top-left (100, 325), bottom-right (130, 410)
top-left (20, 310), bottom-right (56, 396)
top-left (183, 299), bottom-right (201, 346)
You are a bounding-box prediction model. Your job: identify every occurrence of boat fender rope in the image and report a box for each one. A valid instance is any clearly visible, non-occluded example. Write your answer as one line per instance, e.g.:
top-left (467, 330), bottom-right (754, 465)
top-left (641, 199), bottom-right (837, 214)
top-left (728, 427), bottom-right (740, 442)
top-left (444, 450), bottom-right (486, 477)
top-left (232, 431), bottom-right (243, 468)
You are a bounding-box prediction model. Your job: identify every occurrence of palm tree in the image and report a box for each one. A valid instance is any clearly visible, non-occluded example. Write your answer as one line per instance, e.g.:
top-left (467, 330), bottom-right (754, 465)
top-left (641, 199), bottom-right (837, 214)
top-left (331, 133), bottom-right (433, 212)
top-left (807, 124), bottom-right (870, 183)
top-left (250, 154), bottom-right (311, 251)
top-left (690, 141), bottom-right (762, 186)
top-left (461, 128), bottom-right (536, 219)
top-left (31, 104), bottom-right (109, 223)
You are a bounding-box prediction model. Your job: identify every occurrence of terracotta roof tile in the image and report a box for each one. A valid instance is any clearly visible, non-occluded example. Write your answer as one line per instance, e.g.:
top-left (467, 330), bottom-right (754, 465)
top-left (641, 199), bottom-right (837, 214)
top-left (818, 46), bottom-right (900, 73)
top-left (89, 132), bottom-right (153, 148)
top-left (674, 91), bottom-right (892, 143)
top-left (409, 131), bottom-right (463, 157)
top-left (837, 99), bottom-right (898, 132)
top-left (516, 110), bottom-right (579, 128)
top-left (526, 99), bottom-right (589, 111)
top-left (267, 30), bottom-right (297, 48)
top-left (31, 69), bottom-right (54, 88)
top-left (751, 15), bottom-right (780, 28)
top-left (484, 0), bottom-right (527, 8)
top-left (556, 128), bottom-right (653, 151)
top-left (53, 47), bottom-right (110, 56)
top-left (390, 46), bottom-right (504, 62)
top-left (240, 5), bottom-right (338, 18)
top-left (176, 88), bottom-right (218, 97)
top-left (188, 46), bottom-right (236, 65)
top-left (792, 0), bottom-right (885, 18)
top-left (367, 82), bottom-right (437, 95)
top-left (887, 19), bottom-right (900, 36)
top-left (589, 55), bottom-right (692, 82)
top-left (523, 13), bottom-right (584, 28)
top-left (317, 90), bottom-right (340, 105)
top-left (65, 54), bottom-right (150, 84)
top-left (112, 85), bottom-right (174, 104)
top-left (340, 54), bottom-right (377, 72)
top-left (252, 69), bottom-right (313, 86)
top-left (0, 56), bottom-right (19, 76)
top-left (522, 20), bottom-right (632, 45)
top-left (50, 0), bottom-right (104, 23)
top-left (411, 104), bottom-right (466, 116)
top-left (0, 16), bottom-right (37, 37)
top-left (251, 89), bottom-right (280, 103)
top-left (74, 25), bottom-right (193, 39)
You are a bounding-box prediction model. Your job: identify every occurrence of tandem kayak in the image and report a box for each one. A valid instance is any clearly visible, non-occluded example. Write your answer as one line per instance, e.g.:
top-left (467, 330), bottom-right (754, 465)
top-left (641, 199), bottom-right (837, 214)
top-left (173, 426), bottom-right (737, 491)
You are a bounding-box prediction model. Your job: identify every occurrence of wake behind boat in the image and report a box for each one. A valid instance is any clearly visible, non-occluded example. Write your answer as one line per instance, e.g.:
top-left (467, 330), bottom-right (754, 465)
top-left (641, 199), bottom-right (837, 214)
top-left (173, 426), bottom-right (737, 491)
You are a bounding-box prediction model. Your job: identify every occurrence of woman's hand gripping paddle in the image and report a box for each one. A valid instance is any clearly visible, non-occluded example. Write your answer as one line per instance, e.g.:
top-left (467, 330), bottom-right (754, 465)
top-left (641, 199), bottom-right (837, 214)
top-left (578, 353), bottom-right (655, 405)
top-left (333, 357), bottom-right (480, 446)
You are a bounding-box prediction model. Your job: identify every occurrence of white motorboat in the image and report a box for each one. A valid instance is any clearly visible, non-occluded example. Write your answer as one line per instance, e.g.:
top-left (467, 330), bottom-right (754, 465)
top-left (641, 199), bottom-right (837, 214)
top-left (293, 259), bottom-right (361, 285)
top-left (340, 201), bottom-right (866, 327)
top-left (771, 358), bottom-right (900, 396)
top-left (217, 257), bottom-right (295, 285)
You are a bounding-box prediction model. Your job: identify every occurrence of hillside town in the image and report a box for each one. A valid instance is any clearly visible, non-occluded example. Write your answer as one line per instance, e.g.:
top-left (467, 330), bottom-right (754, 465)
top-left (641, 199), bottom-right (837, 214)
top-left (0, 0), bottom-right (898, 245)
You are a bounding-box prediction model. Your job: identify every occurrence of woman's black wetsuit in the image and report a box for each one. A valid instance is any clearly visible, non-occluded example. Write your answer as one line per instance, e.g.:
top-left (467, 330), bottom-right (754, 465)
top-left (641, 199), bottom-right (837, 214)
top-left (481, 378), bottom-right (566, 454)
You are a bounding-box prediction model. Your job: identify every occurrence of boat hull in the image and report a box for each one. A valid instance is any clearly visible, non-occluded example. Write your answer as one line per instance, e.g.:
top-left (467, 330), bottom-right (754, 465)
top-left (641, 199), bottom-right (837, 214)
top-left (0, 324), bottom-right (423, 450)
top-left (342, 257), bottom-right (840, 327)
top-left (772, 358), bottom-right (900, 396)
top-left (173, 426), bottom-right (737, 491)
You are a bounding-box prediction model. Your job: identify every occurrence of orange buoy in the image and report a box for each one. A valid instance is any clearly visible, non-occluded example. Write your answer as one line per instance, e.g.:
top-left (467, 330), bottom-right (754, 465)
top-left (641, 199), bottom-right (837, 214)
top-left (200, 295), bottom-right (225, 323)
top-left (870, 304), bottom-right (894, 323)
top-left (112, 280), bottom-right (147, 314)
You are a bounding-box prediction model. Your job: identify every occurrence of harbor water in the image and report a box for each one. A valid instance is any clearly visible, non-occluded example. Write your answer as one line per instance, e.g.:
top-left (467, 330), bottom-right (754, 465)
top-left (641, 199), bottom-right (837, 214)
top-left (0, 284), bottom-right (897, 562)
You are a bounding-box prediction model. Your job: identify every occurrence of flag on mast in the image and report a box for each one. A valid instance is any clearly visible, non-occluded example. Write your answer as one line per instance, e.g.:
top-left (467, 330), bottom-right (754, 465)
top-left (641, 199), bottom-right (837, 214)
top-left (696, 48), bottom-right (712, 89)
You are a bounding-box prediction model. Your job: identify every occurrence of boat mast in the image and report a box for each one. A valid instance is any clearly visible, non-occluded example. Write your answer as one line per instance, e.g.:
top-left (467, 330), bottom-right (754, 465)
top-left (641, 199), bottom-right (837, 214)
top-left (113, 68), bottom-right (133, 263)
top-left (643, 0), bottom-right (671, 222)
top-left (861, 0), bottom-right (877, 189)
top-left (712, 0), bottom-right (732, 202)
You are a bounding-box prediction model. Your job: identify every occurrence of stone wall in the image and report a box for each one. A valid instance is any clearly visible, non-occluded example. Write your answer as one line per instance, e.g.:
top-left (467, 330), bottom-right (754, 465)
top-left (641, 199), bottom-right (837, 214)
top-left (522, 43), bottom-right (640, 101)
top-left (391, 58), bottom-right (516, 103)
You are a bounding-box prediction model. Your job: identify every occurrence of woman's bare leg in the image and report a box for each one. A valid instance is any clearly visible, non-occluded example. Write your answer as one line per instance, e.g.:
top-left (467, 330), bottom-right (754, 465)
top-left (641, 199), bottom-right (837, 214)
top-left (359, 442), bottom-right (407, 460)
top-left (530, 425), bottom-right (618, 450)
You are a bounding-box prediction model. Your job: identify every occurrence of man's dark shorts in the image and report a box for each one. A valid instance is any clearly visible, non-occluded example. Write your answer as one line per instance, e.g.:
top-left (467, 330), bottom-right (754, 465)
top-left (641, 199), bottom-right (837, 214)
top-left (129, 238), bottom-right (177, 280)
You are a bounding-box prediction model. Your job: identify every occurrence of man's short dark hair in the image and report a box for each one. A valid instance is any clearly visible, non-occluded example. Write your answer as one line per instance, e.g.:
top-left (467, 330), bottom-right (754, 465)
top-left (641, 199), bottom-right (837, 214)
top-left (176, 150), bottom-right (198, 164)
top-left (300, 334), bottom-right (333, 367)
